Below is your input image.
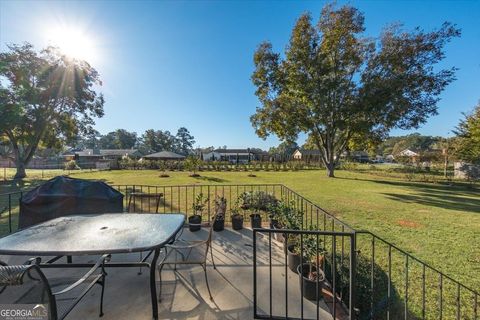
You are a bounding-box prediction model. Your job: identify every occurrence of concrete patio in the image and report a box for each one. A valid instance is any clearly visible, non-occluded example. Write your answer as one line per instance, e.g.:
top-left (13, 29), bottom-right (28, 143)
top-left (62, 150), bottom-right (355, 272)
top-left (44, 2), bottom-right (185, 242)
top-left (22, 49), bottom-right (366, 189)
top-left (1, 228), bottom-right (334, 320)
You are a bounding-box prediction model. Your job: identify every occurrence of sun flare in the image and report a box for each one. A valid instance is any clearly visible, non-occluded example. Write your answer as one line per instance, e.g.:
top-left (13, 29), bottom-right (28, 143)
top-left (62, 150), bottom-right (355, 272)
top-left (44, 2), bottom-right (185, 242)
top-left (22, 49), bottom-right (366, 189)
top-left (46, 26), bottom-right (96, 63)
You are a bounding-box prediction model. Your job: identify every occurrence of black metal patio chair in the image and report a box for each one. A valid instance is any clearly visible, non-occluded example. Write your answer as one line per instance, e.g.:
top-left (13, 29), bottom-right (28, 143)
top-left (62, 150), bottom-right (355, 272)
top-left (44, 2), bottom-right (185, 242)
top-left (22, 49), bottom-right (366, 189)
top-left (158, 215), bottom-right (217, 301)
top-left (127, 192), bottom-right (165, 274)
top-left (127, 192), bottom-right (164, 214)
top-left (0, 254), bottom-right (110, 320)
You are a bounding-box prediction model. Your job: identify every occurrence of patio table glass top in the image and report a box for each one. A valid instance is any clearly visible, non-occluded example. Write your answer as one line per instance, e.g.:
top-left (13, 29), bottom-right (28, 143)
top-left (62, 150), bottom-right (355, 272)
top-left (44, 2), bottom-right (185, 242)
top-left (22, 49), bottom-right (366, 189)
top-left (0, 213), bottom-right (185, 256)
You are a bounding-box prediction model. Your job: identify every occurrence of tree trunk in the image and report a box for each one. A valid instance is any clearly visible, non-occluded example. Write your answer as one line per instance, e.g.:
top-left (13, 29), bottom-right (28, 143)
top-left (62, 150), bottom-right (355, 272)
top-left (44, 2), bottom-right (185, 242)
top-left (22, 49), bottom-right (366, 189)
top-left (326, 162), bottom-right (335, 178)
top-left (14, 160), bottom-right (27, 179)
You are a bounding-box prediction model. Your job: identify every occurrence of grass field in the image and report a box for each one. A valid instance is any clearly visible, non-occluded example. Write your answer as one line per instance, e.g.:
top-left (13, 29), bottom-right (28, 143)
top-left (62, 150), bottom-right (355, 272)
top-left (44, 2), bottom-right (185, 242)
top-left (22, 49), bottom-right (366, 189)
top-left (48, 168), bottom-right (479, 292)
top-left (1, 167), bottom-right (478, 316)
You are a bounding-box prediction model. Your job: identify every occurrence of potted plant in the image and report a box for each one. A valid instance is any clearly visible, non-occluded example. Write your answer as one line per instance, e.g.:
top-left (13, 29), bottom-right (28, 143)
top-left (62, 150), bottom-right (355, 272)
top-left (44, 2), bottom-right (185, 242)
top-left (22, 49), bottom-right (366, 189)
top-left (278, 202), bottom-right (303, 272)
top-left (231, 201), bottom-right (244, 230)
top-left (239, 191), bottom-right (278, 229)
top-left (249, 192), bottom-right (263, 229)
top-left (297, 229), bottom-right (326, 301)
top-left (267, 201), bottom-right (285, 242)
top-left (213, 195), bottom-right (227, 231)
top-left (239, 192), bottom-right (253, 210)
top-left (189, 193), bottom-right (208, 232)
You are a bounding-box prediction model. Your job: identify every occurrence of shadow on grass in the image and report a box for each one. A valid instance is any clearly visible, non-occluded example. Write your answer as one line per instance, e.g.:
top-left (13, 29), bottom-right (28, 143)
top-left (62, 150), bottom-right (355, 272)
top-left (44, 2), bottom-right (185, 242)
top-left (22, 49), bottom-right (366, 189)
top-left (337, 176), bottom-right (480, 214)
top-left (192, 176), bottom-right (230, 183)
top-left (326, 252), bottom-right (419, 320)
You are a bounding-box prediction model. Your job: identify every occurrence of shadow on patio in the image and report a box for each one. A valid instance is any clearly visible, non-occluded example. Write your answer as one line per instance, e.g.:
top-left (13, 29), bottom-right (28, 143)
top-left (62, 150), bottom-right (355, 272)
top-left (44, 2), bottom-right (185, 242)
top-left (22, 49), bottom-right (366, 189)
top-left (1, 228), bottom-right (333, 320)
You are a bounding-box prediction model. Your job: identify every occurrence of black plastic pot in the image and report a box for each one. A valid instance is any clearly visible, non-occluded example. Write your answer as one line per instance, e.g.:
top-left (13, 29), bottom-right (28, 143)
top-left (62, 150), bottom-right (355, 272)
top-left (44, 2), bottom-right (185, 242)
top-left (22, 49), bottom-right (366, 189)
top-left (250, 213), bottom-right (262, 229)
top-left (213, 218), bottom-right (225, 231)
top-left (287, 244), bottom-right (303, 273)
top-left (188, 215), bottom-right (202, 232)
top-left (232, 215), bottom-right (244, 230)
top-left (269, 217), bottom-right (279, 229)
top-left (297, 263), bottom-right (325, 301)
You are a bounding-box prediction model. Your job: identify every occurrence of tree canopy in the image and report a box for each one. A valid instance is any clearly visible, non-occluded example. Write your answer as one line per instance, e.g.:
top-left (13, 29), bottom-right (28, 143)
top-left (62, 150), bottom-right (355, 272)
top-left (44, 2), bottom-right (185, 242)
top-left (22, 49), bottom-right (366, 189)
top-left (0, 43), bottom-right (104, 178)
top-left (92, 129), bottom-right (138, 149)
top-left (453, 101), bottom-right (480, 164)
top-left (250, 3), bottom-right (460, 177)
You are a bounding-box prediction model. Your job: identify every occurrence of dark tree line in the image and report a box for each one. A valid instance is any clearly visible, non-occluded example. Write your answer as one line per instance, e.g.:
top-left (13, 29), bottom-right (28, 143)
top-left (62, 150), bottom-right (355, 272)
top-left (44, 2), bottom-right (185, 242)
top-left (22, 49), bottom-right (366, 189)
top-left (75, 127), bottom-right (195, 155)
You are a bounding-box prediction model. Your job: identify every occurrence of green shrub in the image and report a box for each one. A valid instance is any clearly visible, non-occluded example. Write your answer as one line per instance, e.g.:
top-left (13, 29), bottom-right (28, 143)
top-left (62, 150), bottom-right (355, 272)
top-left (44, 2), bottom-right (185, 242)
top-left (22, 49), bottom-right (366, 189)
top-left (239, 191), bottom-right (278, 211)
top-left (64, 160), bottom-right (80, 170)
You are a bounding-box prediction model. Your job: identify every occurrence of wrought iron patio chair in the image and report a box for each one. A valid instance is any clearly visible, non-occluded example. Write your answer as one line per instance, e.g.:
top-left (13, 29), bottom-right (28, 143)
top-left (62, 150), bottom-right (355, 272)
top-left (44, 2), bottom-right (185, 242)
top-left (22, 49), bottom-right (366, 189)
top-left (157, 215), bottom-right (217, 301)
top-left (127, 192), bottom-right (165, 273)
top-left (0, 254), bottom-right (110, 320)
top-left (127, 192), bottom-right (164, 213)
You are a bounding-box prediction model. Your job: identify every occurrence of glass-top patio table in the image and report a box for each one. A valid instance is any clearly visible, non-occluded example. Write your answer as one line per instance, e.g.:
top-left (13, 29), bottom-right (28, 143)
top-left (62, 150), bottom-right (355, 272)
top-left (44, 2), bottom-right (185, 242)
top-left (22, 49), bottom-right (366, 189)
top-left (0, 213), bottom-right (185, 320)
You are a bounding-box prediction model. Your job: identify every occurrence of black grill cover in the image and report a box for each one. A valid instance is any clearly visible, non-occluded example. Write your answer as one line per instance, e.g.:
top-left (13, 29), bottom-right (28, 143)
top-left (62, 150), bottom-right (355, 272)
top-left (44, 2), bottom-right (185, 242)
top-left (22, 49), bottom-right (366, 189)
top-left (19, 176), bottom-right (123, 229)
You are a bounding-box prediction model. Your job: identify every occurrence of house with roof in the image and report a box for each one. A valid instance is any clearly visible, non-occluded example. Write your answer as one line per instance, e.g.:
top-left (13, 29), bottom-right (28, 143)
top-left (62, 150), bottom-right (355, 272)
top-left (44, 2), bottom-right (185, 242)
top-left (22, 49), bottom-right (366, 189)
top-left (203, 148), bottom-right (269, 163)
top-left (398, 149), bottom-right (419, 157)
top-left (142, 151), bottom-right (186, 161)
top-left (63, 149), bottom-right (143, 168)
top-left (292, 149), bottom-right (322, 162)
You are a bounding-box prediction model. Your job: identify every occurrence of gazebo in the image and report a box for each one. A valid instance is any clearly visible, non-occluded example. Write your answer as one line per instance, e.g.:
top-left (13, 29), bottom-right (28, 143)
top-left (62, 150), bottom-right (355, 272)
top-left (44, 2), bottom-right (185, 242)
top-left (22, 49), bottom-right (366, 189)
top-left (142, 151), bottom-right (186, 161)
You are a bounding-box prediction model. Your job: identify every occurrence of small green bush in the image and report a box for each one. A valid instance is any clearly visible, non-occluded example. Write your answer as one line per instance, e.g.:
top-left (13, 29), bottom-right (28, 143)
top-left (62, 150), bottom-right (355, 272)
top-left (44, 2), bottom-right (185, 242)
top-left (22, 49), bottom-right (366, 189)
top-left (64, 160), bottom-right (80, 170)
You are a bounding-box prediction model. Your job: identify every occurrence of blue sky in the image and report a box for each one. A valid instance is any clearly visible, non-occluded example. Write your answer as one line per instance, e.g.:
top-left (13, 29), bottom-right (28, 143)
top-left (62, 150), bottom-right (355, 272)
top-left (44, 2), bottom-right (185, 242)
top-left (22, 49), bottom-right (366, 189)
top-left (1, 0), bottom-right (479, 149)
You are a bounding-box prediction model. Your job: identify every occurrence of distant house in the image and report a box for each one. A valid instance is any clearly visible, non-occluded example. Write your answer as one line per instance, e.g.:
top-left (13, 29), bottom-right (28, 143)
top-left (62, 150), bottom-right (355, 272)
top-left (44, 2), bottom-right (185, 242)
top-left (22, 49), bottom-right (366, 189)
top-left (293, 149), bottom-right (370, 163)
top-left (292, 149), bottom-right (322, 162)
top-left (202, 151), bottom-right (222, 161)
top-left (397, 149), bottom-right (421, 163)
top-left (142, 151), bottom-right (186, 161)
top-left (385, 154), bottom-right (395, 163)
top-left (63, 149), bottom-right (142, 168)
top-left (398, 149), bottom-right (419, 157)
top-left (203, 149), bottom-right (268, 163)
top-left (350, 151), bottom-right (370, 163)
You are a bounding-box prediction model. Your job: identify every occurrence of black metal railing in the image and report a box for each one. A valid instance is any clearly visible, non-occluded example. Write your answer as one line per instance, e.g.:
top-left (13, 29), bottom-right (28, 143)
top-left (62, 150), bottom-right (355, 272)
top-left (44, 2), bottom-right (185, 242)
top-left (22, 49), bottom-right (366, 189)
top-left (0, 183), bottom-right (478, 320)
top-left (354, 231), bottom-right (479, 320)
top-left (253, 228), bottom-right (357, 320)
top-left (112, 184), bottom-right (284, 223)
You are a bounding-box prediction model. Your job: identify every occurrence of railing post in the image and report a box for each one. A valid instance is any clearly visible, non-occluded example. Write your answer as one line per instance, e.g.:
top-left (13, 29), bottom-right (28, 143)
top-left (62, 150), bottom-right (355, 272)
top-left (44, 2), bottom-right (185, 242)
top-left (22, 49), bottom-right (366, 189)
top-left (252, 229), bottom-right (257, 318)
top-left (349, 232), bottom-right (357, 320)
top-left (8, 194), bottom-right (12, 233)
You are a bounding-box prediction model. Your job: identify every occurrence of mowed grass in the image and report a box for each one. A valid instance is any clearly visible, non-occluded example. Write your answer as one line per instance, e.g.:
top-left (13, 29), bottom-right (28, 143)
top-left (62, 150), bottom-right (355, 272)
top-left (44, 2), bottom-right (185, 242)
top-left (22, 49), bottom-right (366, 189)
top-left (1, 168), bottom-right (479, 294)
top-left (68, 169), bottom-right (480, 291)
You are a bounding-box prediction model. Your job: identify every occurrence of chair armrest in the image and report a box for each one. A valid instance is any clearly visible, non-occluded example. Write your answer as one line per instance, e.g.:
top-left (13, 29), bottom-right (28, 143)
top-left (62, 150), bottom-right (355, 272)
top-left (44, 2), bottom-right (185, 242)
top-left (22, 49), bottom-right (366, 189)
top-left (53, 254), bottom-right (110, 296)
top-left (24, 257), bottom-right (42, 266)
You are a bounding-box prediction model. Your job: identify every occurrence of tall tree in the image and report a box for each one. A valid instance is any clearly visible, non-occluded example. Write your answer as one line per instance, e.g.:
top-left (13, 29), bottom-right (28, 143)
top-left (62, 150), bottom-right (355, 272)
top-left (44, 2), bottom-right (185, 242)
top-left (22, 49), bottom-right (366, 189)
top-left (109, 129), bottom-right (137, 149)
top-left (453, 101), bottom-right (480, 164)
top-left (0, 43), bottom-right (104, 178)
top-left (140, 129), bottom-right (176, 153)
top-left (175, 127), bottom-right (195, 155)
top-left (250, 3), bottom-right (460, 177)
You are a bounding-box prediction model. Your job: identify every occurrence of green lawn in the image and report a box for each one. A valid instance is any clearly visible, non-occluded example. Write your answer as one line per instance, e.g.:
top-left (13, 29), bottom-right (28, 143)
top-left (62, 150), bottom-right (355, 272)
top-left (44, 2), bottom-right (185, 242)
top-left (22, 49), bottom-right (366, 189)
top-left (1, 168), bottom-right (478, 298)
top-left (65, 168), bottom-right (480, 292)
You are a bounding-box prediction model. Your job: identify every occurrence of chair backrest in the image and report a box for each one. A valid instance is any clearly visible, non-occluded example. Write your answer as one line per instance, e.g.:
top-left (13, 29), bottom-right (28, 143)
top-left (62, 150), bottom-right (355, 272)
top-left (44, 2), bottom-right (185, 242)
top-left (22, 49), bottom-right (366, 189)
top-left (0, 264), bottom-right (57, 320)
top-left (127, 192), bottom-right (163, 213)
top-left (203, 213), bottom-right (220, 256)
